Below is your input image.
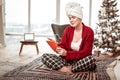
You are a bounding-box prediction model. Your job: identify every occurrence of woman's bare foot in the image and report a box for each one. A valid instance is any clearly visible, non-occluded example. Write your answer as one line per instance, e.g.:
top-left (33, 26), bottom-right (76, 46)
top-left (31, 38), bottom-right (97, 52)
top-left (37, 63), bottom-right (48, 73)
top-left (58, 66), bottom-right (72, 73)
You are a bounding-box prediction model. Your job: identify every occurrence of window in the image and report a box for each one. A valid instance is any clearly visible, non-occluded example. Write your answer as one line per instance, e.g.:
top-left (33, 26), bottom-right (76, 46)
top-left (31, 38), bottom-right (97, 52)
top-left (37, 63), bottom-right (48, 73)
top-left (5, 0), bottom-right (56, 36)
top-left (91, 0), bottom-right (103, 31)
top-left (31, 0), bottom-right (56, 36)
top-left (5, 0), bottom-right (28, 33)
top-left (4, 0), bottom-right (120, 39)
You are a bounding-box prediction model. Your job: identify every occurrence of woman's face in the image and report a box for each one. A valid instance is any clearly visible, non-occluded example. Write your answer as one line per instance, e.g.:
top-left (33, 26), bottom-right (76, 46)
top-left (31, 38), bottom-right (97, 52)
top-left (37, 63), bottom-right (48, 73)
top-left (68, 15), bottom-right (82, 27)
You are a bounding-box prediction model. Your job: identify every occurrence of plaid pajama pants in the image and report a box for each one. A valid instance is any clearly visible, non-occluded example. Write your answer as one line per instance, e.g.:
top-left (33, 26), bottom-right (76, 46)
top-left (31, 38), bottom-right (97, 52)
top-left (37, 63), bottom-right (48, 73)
top-left (41, 53), bottom-right (96, 72)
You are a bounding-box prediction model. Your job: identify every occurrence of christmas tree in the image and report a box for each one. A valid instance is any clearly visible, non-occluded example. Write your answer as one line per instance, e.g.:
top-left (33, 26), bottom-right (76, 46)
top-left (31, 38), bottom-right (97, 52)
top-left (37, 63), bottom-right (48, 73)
top-left (94, 0), bottom-right (120, 54)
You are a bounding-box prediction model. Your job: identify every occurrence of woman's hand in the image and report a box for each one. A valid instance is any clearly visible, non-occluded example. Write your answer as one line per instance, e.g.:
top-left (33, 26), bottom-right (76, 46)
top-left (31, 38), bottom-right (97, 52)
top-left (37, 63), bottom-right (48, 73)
top-left (56, 47), bottom-right (67, 56)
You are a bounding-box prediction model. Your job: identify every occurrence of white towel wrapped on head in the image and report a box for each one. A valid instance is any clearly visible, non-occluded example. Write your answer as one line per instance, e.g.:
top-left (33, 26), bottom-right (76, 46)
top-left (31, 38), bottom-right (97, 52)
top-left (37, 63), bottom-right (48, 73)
top-left (65, 2), bottom-right (83, 19)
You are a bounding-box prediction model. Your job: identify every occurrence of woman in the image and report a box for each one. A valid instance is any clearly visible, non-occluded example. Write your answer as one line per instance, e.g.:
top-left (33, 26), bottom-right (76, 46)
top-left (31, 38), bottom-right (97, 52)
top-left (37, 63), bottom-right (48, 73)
top-left (42, 2), bottom-right (96, 73)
